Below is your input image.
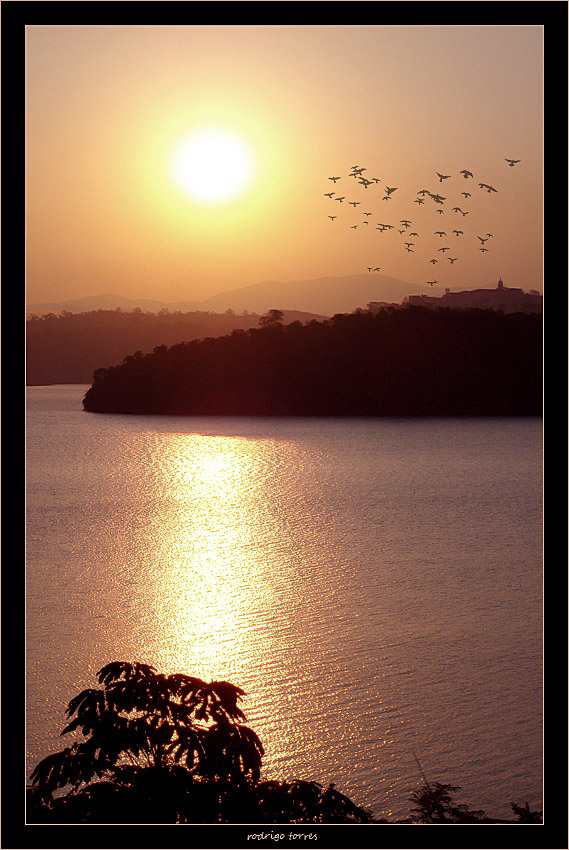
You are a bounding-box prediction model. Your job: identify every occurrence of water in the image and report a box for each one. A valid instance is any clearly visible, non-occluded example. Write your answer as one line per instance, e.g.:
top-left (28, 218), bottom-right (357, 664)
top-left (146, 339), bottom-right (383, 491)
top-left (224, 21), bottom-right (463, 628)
top-left (26, 385), bottom-right (543, 821)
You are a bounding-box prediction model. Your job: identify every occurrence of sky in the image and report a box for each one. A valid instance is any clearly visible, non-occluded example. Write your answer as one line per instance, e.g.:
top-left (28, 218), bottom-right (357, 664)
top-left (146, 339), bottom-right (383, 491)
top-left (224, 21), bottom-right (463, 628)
top-left (25, 25), bottom-right (544, 305)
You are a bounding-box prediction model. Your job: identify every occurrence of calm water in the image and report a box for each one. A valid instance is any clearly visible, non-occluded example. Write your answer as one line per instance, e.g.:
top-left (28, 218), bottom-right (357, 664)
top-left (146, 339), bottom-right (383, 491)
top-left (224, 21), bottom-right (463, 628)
top-left (26, 385), bottom-right (543, 821)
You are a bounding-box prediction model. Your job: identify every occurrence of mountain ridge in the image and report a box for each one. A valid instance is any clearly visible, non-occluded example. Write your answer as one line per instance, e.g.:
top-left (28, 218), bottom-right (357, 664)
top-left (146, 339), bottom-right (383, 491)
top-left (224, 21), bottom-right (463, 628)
top-left (27, 273), bottom-right (439, 318)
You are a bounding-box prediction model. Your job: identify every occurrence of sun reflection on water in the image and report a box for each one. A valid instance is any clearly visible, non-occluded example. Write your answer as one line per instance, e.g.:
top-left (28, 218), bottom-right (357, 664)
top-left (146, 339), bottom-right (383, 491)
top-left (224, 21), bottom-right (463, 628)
top-left (141, 433), bottom-right (282, 682)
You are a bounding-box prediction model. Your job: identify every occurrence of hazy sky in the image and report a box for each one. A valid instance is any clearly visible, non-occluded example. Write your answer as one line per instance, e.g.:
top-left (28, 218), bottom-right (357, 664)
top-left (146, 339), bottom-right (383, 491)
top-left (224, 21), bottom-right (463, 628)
top-left (26, 25), bottom-right (543, 304)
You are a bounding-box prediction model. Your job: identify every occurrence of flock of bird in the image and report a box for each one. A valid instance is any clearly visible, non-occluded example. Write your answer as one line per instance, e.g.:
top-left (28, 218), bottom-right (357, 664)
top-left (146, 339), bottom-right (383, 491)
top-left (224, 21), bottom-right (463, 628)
top-left (323, 158), bottom-right (521, 286)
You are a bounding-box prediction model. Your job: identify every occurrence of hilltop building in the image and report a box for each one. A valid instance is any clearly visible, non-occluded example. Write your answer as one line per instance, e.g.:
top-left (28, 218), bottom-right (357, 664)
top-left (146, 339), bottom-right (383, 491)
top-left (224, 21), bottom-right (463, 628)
top-left (367, 279), bottom-right (542, 314)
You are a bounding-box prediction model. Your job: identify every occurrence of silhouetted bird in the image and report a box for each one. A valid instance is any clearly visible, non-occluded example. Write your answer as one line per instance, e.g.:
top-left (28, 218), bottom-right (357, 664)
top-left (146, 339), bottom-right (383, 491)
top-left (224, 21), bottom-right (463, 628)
top-left (358, 178), bottom-right (373, 188)
top-left (461, 192), bottom-right (471, 198)
top-left (373, 267), bottom-right (381, 271)
top-left (436, 209), bottom-right (445, 214)
top-left (427, 279), bottom-right (437, 286)
top-left (436, 172), bottom-right (451, 182)
top-left (434, 230), bottom-right (446, 237)
top-left (335, 196), bottom-right (345, 202)
top-left (505, 158), bottom-right (520, 166)
top-left (350, 225), bottom-right (359, 229)
top-left (477, 236), bottom-right (489, 244)
top-left (409, 232), bottom-right (419, 237)
top-left (480, 247), bottom-right (489, 252)
top-left (384, 186), bottom-right (398, 195)
top-left (324, 192), bottom-right (335, 197)
top-left (349, 201), bottom-right (361, 207)
top-left (414, 198), bottom-right (425, 205)
top-left (452, 230), bottom-right (463, 236)
top-left (400, 219), bottom-right (412, 227)
top-left (429, 259), bottom-right (438, 264)
top-left (328, 176), bottom-right (341, 182)
top-left (363, 211), bottom-right (372, 216)
top-left (328, 216), bottom-right (337, 220)
top-left (438, 246), bottom-right (450, 253)
top-left (429, 193), bottom-right (446, 204)
top-left (447, 257), bottom-right (457, 263)
top-left (460, 169), bottom-right (473, 178)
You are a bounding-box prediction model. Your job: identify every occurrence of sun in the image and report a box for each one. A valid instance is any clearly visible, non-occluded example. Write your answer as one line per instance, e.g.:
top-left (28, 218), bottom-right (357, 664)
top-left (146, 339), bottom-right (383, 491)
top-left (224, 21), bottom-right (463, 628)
top-left (171, 128), bottom-right (256, 205)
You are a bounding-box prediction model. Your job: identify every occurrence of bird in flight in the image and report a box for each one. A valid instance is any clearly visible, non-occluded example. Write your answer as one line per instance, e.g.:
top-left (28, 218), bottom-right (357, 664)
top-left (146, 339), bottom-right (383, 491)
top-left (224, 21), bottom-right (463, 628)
top-left (409, 232), bottom-right (419, 237)
top-left (427, 280), bottom-right (437, 286)
top-left (384, 186), bottom-right (398, 195)
top-left (417, 189), bottom-right (431, 196)
top-left (434, 230), bottom-right (446, 237)
top-left (480, 247), bottom-right (489, 252)
top-left (404, 241), bottom-right (415, 248)
top-left (505, 158), bottom-right (521, 166)
top-left (436, 172), bottom-right (451, 182)
top-left (436, 209), bottom-right (445, 214)
top-left (477, 236), bottom-right (489, 244)
top-left (414, 198), bottom-right (425, 205)
top-left (328, 176), bottom-right (341, 182)
top-left (429, 258), bottom-right (438, 264)
top-left (400, 219), bottom-right (412, 227)
top-left (358, 177), bottom-right (374, 188)
top-left (335, 196), bottom-right (345, 202)
top-left (373, 267), bottom-right (381, 272)
top-left (430, 193), bottom-right (446, 204)
top-left (460, 169), bottom-right (473, 179)
top-left (363, 211), bottom-right (372, 216)
top-left (438, 246), bottom-right (450, 253)
top-left (367, 267), bottom-right (373, 272)
top-left (351, 225), bottom-right (359, 229)
top-left (486, 232), bottom-right (493, 237)
top-left (405, 246), bottom-right (414, 252)
top-left (349, 201), bottom-right (361, 207)
top-left (452, 206), bottom-right (464, 213)
top-left (328, 216), bottom-right (337, 220)
top-left (461, 192), bottom-right (471, 198)
top-left (447, 257), bottom-right (457, 264)
top-left (452, 230), bottom-right (463, 236)
top-left (324, 192), bottom-right (335, 197)
top-left (351, 166), bottom-right (366, 174)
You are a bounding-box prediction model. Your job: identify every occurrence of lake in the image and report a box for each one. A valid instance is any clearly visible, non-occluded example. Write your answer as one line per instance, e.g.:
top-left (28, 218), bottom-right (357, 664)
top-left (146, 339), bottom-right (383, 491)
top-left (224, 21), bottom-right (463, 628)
top-left (26, 385), bottom-right (543, 821)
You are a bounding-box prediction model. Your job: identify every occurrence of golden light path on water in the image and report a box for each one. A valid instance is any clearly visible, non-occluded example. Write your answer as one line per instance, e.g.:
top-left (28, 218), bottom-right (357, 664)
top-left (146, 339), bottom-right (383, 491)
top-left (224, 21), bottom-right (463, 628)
top-left (113, 430), bottom-right (403, 813)
top-left (26, 391), bottom-right (543, 820)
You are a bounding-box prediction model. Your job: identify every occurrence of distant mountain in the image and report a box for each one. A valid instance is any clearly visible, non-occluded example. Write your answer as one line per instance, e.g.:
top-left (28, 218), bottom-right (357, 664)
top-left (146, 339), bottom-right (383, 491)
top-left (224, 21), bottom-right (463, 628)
top-left (199, 273), bottom-right (433, 316)
top-left (27, 274), bottom-right (439, 319)
top-left (26, 293), bottom-right (202, 316)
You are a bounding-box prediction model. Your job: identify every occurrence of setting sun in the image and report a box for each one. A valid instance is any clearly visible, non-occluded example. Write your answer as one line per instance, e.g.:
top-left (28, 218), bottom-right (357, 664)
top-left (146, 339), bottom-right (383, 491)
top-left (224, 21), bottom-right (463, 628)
top-left (170, 127), bottom-right (256, 205)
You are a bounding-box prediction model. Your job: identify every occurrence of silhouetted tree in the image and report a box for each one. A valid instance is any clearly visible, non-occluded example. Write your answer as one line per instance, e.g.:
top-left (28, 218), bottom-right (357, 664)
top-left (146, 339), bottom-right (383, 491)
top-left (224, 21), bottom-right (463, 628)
top-left (510, 801), bottom-right (543, 823)
top-left (409, 782), bottom-right (486, 823)
top-left (27, 662), bottom-right (375, 824)
top-left (259, 309), bottom-right (284, 327)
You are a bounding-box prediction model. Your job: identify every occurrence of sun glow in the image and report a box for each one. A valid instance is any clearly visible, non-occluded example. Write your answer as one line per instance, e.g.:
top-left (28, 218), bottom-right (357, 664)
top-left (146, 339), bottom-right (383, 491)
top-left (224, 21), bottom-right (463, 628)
top-left (171, 127), bottom-right (256, 205)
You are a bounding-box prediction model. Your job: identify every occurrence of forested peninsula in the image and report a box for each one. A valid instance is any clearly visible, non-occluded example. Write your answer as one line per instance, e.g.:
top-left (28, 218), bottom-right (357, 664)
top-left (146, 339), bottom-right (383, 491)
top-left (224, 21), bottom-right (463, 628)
top-left (26, 307), bottom-right (324, 386)
top-left (82, 307), bottom-right (542, 417)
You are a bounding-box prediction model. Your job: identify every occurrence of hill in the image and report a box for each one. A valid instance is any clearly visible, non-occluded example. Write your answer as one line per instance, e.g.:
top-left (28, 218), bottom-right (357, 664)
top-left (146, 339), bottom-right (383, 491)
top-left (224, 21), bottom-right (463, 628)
top-left (26, 308), bottom-right (327, 386)
top-left (26, 273), bottom-right (436, 319)
top-left (198, 273), bottom-right (432, 315)
top-left (26, 293), bottom-right (202, 316)
top-left (83, 307), bottom-right (542, 418)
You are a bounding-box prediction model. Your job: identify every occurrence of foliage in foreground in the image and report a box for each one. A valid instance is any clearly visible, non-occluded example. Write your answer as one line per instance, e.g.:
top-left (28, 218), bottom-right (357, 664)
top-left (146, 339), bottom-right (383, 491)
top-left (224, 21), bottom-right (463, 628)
top-left (27, 662), bottom-right (542, 824)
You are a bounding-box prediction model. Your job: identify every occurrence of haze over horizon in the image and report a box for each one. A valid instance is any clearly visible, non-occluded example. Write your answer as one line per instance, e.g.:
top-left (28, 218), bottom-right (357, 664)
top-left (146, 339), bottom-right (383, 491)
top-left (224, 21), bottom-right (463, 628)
top-left (26, 25), bottom-right (543, 307)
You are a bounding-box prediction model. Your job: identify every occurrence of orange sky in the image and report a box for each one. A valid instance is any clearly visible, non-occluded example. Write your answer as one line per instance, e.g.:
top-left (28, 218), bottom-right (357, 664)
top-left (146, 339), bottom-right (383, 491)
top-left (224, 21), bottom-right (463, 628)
top-left (25, 25), bottom-right (543, 305)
